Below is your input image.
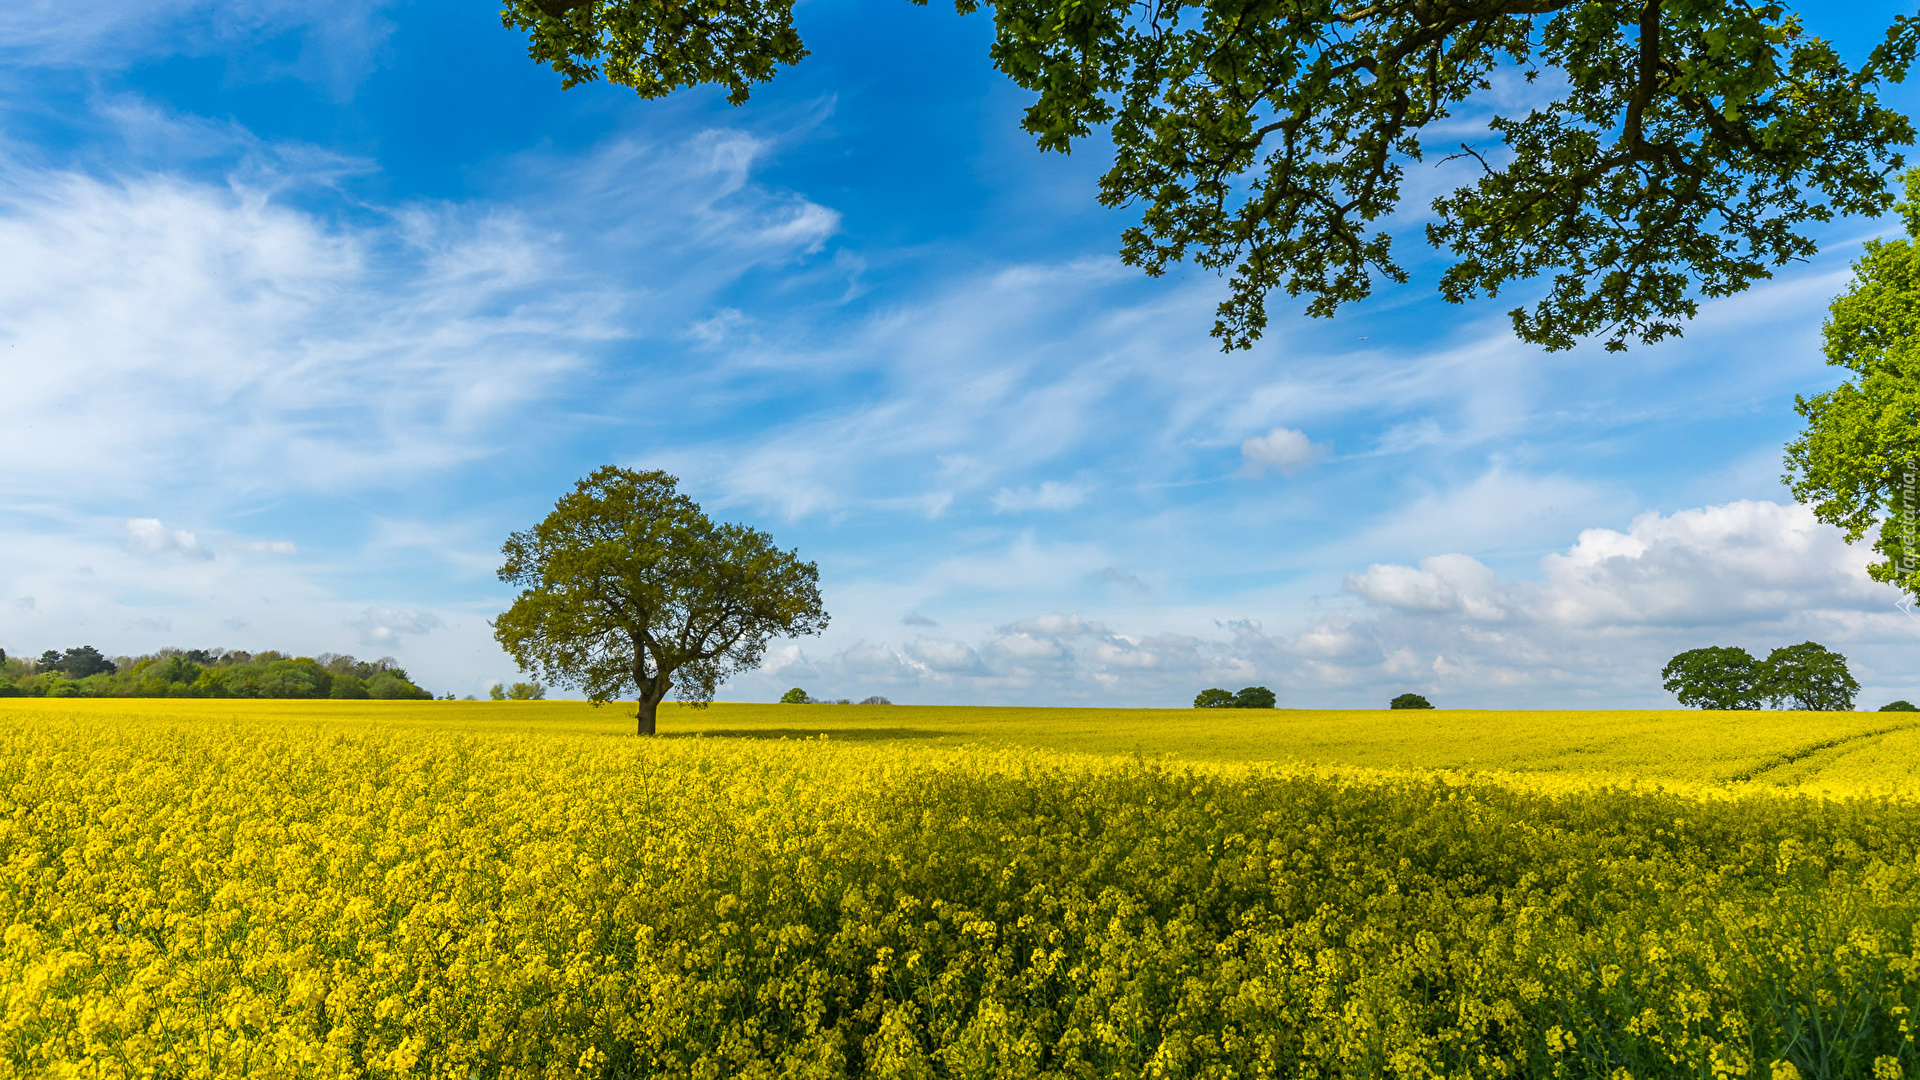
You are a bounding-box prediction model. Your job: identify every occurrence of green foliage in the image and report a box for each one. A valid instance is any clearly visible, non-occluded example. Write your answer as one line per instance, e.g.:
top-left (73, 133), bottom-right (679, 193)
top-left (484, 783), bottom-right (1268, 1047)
top-left (1759, 641), bottom-right (1861, 711)
top-left (488, 681), bottom-right (548, 701)
top-left (1788, 168), bottom-right (1920, 602)
top-left (503, 0), bottom-right (1920, 353)
top-left (1196, 687), bottom-right (1275, 708)
top-left (1663, 646), bottom-right (1766, 709)
top-left (1664, 643), bottom-right (1860, 710)
top-left (1882, 699), bottom-right (1919, 711)
top-left (41, 646), bottom-right (117, 679)
top-left (329, 674), bottom-right (370, 700)
top-left (1233, 685), bottom-right (1276, 709)
top-left (494, 466), bottom-right (828, 734)
top-left (1390, 692), bottom-right (1434, 710)
top-left (779, 687), bottom-right (810, 704)
top-left (368, 672), bottom-right (433, 701)
top-left (0, 648), bottom-right (430, 701)
top-left (13, 714), bottom-right (1920, 1076)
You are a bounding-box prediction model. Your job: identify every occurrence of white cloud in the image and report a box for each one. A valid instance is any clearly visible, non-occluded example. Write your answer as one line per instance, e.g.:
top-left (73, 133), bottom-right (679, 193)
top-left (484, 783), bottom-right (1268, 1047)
top-left (1536, 500), bottom-right (1878, 627)
top-left (907, 637), bottom-right (982, 673)
top-left (1240, 427), bottom-right (1323, 477)
top-left (718, 501), bottom-right (1919, 709)
top-left (1346, 553), bottom-right (1508, 620)
top-left (124, 518), bottom-right (213, 561)
top-left (1006, 613), bottom-right (1106, 637)
top-left (1325, 500), bottom-right (1912, 704)
top-left (1348, 501), bottom-right (1880, 630)
top-left (349, 607), bottom-right (442, 648)
top-left (0, 123), bottom-right (842, 508)
top-left (992, 481), bottom-right (1090, 513)
top-left (0, 113), bottom-right (851, 695)
top-left (0, 0), bottom-right (396, 96)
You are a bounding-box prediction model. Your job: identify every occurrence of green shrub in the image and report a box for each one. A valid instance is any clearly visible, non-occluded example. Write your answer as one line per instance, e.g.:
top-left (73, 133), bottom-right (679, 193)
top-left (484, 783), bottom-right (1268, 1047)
top-left (1233, 685), bottom-right (1277, 708)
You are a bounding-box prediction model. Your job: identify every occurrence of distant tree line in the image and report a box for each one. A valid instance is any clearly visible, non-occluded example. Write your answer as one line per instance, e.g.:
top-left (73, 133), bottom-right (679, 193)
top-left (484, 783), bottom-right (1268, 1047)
top-left (1661, 643), bottom-right (1862, 711)
top-left (489, 681), bottom-right (548, 701)
top-left (1193, 686), bottom-right (1276, 709)
top-left (780, 688), bottom-right (892, 705)
top-left (0, 646), bottom-right (433, 700)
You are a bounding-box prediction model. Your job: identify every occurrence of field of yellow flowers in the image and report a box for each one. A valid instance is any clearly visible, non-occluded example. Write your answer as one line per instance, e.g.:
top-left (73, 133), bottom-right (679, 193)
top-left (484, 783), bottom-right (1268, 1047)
top-left (3, 699), bottom-right (1918, 1078)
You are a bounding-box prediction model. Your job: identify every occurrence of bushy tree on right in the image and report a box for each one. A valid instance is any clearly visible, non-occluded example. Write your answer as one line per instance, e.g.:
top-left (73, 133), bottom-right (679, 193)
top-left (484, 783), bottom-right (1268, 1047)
top-left (1663, 643), bottom-right (1860, 710)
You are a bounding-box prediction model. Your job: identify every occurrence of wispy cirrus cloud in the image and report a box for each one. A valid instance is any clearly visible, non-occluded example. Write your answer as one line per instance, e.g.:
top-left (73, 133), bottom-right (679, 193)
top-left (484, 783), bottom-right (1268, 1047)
top-left (0, 0), bottom-right (397, 96)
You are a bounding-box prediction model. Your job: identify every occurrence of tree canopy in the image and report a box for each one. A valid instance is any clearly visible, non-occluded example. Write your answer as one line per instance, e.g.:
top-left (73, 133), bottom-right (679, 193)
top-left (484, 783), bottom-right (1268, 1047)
top-left (494, 466), bottom-right (828, 734)
top-left (1661, 642), bottom-right (1858, 711)
top-left (1661, 645), bottom-right (1763, 709)
top-left (1787, 168), bottom-right (1920, 602)
top-left (1757, 641), bottom-right (1859, 711)
top-left (1234, 685), bottom-right (1278, 709)
top-left (1389, 692), bottom-right (1434, 710)
top-left (503, 0), bottom-right (1920, 352)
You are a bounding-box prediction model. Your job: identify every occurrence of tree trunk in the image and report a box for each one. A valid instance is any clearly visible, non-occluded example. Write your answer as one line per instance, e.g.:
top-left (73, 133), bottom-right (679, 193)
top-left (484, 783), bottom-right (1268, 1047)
top-left (635, 697), bottom-right (657, 736)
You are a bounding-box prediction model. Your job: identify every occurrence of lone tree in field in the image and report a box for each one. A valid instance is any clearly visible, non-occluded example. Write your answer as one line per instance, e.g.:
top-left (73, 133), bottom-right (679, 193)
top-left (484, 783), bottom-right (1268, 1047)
top-left (1661, 646), bottom-right (1765, 710)
top-left (1758, 642), bottom-right (1860, 711)
top-left (1390, 693), bottom-right (1434, 710)
top-left (493, 467), bottom-right (828, 735)
top-left (504, 0), bottom-right (1920, 353)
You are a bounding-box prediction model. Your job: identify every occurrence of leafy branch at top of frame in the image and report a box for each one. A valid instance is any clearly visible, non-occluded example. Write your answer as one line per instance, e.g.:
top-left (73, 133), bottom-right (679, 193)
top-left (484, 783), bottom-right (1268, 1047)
top-left (500, 0), bottom-right (1920, 353)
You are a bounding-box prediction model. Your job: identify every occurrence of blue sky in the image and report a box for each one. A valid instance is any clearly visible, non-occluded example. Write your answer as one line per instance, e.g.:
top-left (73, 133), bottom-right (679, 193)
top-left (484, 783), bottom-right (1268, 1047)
top-left (3, 0), bottom-right (1918, 707)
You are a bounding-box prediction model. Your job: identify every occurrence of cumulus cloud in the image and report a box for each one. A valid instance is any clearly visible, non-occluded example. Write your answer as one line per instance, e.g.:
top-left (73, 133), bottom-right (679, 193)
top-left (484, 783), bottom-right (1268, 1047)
top-left (1327, 500), bottom-right (1913, 704)
top-left (907, 637), bottom-right (982, 673)
top-left (1346, 553), bottom-right (1508, 620)
top-left (1240, 427), bottom-right (1324, 477)
top-left (718, 501), bottom-right (1919, 709)
top-left (1349, 501), bottom-right (1880, 630)
top-left (1535, 501), bottom-right (1881, 627)
top-left (124, 518), bottom-right (213, 560)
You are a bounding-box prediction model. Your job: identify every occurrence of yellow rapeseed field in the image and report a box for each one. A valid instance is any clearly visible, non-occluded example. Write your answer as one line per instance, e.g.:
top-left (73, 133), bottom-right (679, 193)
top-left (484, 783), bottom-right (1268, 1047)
top-left (2, 699), bottom-right (1917, 1078)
